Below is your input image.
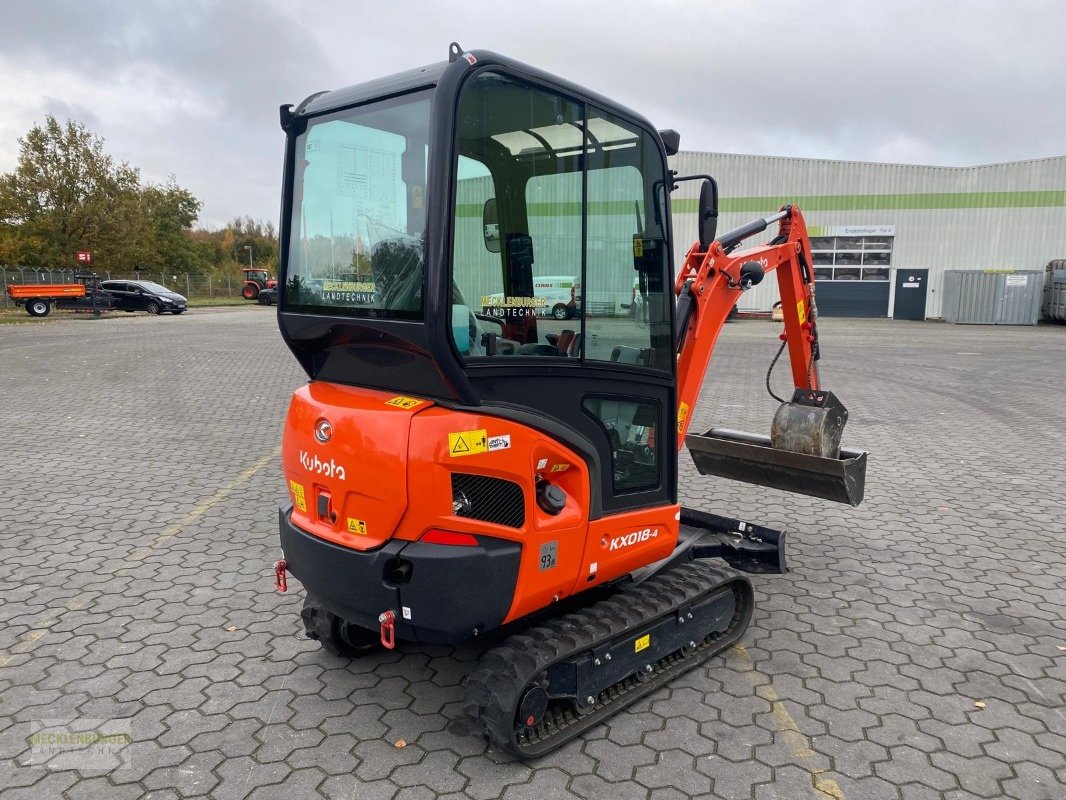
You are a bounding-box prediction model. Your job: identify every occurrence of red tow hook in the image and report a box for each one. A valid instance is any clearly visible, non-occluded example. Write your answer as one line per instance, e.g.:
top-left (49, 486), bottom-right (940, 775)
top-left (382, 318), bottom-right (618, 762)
top-left (378, 610), bottom-right (396, 650)
top-left (273, 560), bottom-right (287, 593)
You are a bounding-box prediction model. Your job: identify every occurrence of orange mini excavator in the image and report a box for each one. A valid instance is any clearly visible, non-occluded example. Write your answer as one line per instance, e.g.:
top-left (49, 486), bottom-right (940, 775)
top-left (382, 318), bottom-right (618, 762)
top-left (273, 45), bottom-right (867, 758)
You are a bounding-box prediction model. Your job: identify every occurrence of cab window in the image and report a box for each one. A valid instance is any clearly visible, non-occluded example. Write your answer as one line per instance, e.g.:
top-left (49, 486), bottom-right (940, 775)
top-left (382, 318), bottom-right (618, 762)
top-left (286, 91), bottom-right (431, 318)
top-left (449, 71), bottom-right (671, 370)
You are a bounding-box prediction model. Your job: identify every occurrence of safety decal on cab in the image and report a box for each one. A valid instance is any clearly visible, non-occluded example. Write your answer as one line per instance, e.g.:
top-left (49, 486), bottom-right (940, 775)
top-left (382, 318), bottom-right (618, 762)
top-left (448, 429), bottom-right (488, 457)
top-left (346, 518), bottom-right (368, 535)
top-left (487, 434), bottom-right (511, 452)
top-left (288, 480), bottom-right (307, 512)
top-left (384, 396), bottom-right (425, 410)
top-left (797, 299), bottom-right (806, 323)
top-left (634, 634), bottom-right (651, 653)
top-left (677, 401), bottom-right (690, 435)
top-left (550, 463), bottom-right (570, 473)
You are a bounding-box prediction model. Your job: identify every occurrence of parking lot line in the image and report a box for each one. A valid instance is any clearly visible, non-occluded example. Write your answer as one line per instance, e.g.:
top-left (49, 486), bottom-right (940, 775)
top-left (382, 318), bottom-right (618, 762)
top-left (733, 644), bottom-right (846, 800)
top-left (0, 446), bottom-right (280, 669)
top-left (120, 446), bottom-right (281, 567)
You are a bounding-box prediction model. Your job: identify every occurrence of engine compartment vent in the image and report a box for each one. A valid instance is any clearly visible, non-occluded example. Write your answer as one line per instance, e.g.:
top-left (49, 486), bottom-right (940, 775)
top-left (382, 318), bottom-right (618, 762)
top-left (451, 473), bottom-right (525, 529)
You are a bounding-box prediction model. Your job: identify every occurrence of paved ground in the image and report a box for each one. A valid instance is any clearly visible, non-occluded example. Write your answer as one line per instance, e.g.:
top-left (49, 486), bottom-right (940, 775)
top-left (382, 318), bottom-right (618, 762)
top-left (1, 308), bottom-right (1064, 800)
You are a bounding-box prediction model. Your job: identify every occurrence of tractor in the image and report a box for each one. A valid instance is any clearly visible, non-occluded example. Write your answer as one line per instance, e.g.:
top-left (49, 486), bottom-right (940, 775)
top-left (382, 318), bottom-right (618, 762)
top-left (241, 267), bottom-right (277, 300)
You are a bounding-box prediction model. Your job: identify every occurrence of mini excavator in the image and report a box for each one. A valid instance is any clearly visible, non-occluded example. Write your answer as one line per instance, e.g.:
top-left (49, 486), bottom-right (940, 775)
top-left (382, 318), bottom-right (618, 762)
top-left (272, 45), bottom-right (868, 758)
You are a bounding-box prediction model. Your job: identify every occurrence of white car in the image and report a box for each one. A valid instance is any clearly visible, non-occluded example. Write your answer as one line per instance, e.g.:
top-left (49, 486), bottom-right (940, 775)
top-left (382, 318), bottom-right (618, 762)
top-left (483, 275), bottom-right (579, 320)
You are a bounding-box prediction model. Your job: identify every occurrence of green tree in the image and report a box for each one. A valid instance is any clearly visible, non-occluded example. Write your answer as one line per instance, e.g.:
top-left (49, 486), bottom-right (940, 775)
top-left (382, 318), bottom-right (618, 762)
top-left (0, 115), bottom-right (211, 274)
top-left (138, 178), bottom-right (206, 273)
top-left (0, 116), bottom-right (142, 269)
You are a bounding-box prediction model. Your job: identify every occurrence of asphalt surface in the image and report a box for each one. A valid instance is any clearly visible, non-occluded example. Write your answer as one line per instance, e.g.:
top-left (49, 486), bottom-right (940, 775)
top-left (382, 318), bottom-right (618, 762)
top-left (1, 307), bottom-right (1064, 800)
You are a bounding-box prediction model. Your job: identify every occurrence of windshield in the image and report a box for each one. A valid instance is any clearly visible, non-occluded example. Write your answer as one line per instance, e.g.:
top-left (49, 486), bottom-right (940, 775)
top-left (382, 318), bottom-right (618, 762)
top-left (136, 281), bottom-right (173, 294)
top-left (285, 90), bottom-right (431, 318)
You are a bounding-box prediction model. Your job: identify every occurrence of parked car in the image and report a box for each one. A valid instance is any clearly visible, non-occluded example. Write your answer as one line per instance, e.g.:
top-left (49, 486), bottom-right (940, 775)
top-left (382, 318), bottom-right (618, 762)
top-left (257, 287), bottom-right (278, 305)
top-left (100, 280), bottom-right (188, 314)
top-left (483, 275), bottom-right (579, 320)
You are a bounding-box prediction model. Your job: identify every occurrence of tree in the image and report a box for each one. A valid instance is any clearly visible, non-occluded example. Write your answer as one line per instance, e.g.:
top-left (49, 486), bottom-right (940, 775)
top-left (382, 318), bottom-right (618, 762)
top-left (228, 216), bottom-right (278, 270)
top-left (0, 116), bottom-right (142, 269)
top-left (138, 178), bottom-right (206, 273)
top-left (0, 116), bottom-right (209, 273)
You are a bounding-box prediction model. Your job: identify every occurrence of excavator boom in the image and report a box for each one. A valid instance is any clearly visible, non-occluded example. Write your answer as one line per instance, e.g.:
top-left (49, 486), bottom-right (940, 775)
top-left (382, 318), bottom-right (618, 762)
top-left (673, 203), bottom-right (867, 506)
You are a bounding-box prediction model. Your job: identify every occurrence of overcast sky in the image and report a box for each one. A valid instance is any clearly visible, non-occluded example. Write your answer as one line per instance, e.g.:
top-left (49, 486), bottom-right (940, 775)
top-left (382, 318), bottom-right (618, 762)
top-left (2, 0), bottom-right (1063, 227)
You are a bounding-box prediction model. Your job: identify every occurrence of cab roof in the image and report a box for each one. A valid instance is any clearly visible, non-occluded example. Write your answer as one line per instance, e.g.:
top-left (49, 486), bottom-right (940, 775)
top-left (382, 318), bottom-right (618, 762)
top-left (289, 47), bottom-right (660, 139)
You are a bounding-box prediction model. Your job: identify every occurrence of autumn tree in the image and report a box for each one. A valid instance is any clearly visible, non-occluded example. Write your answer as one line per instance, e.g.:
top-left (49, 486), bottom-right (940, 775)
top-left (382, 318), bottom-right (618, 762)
top-left (0, 116), bottom-right (207, 273)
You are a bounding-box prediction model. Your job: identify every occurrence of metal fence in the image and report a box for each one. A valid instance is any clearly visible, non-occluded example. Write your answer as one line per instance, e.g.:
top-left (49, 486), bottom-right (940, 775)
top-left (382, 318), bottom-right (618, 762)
top-left (0, 267), bottom-right (246, 309)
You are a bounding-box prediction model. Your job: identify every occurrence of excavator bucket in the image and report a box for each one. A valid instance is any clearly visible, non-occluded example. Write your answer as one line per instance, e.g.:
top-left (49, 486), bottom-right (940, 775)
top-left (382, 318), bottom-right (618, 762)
top-left (686, 389), bottom-right (867, 506)
top-left (686, 427), bottom-right (867, 506)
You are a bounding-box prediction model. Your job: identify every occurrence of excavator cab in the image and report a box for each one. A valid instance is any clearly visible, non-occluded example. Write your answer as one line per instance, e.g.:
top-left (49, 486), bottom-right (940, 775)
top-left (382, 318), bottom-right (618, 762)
top-left (274, 45), bottom-right (867, 758)
top-left (278, 46), bottom-right (682, 519)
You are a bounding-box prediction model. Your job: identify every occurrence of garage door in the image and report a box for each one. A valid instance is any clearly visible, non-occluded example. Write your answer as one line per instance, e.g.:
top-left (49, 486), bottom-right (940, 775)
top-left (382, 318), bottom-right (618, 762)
top-left (814, 282), bottom-right (890, 317)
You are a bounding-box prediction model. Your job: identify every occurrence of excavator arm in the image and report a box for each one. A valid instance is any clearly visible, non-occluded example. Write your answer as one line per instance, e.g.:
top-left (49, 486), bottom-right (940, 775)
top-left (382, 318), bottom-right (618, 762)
top-left (675, 204), bottom-right (819, 440)
top-left (671, 204), bottom-right (868, 506)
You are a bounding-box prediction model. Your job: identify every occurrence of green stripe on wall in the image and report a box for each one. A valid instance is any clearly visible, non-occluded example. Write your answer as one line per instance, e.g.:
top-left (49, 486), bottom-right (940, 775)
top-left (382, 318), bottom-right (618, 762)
top-left (457, 201), bottom-right (636, 217)
top-left (672, 189), bottom-right (1066, 213)
top-left (457, 189), bottom-right (1065, 219)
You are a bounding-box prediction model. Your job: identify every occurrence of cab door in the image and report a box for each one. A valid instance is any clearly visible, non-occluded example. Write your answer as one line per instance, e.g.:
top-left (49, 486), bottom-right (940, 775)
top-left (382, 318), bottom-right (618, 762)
top-left (448, 69), bottom-right (677, 519)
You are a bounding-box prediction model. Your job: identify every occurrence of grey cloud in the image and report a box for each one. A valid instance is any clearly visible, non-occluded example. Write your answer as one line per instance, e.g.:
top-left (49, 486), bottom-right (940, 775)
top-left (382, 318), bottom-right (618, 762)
top-left (2, 0), bottom-right (1064, 227)
top-left (42, 97), bottom-right (100, 130)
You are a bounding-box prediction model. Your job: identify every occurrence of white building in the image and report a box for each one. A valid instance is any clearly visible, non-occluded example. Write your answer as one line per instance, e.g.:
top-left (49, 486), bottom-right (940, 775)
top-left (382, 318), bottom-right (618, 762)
top-left (669, 152), bottom-right (1066, 318)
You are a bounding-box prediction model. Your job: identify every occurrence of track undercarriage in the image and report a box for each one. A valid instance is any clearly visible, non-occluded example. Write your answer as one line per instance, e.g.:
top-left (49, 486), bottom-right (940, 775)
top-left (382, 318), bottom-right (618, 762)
top-left (294, 509), bottom-right (783, 759)
top-left (460, 559), bottom-right (753, 758)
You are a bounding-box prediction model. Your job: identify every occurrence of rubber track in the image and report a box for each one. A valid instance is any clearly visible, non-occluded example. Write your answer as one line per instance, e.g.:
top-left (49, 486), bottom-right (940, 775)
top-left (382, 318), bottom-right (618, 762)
top-left (461, 560), bottom-right (753, 759)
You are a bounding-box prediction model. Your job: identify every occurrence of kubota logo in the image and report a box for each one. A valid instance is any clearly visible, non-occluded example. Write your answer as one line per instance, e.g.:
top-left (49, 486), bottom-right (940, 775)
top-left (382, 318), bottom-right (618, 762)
top-left (607, 527), bottom-right (659, 551)
top-left (298, 450), bottom-right (347, 481)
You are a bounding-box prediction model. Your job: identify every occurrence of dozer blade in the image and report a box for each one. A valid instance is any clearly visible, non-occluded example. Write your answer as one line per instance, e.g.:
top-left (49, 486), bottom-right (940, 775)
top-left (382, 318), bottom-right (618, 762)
top-left (686, 427), bottom-right (867, 506)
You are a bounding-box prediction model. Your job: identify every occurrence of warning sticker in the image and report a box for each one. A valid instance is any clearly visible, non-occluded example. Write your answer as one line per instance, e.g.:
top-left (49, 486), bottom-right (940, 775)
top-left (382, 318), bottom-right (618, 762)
top-left (677, 401), bottom-right (689, 435)
top-left (797, 298), bottom-right (806, 323)
top-left (289, 480), bottom-right (307, 512)
top-left (385, 396), bottom-right (425, 410)
top-left (536, 458), bottom-right (548, 470)
top-left (487, 434), bottom-right (511, 452)
top-left (346, 518), bottom-right (368, 535)
top-left (448, 429), bottom-right (487, 457)
top-left (550, 463), bottom-right (570, 473)
top-left (634, 634), bottom-right (651, 653)
top-left (633, 238), bottom-right (644, 258)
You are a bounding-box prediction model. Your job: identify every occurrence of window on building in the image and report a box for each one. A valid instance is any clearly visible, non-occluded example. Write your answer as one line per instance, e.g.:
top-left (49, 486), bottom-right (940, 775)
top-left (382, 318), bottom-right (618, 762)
top-left (808, 235), bottom-right (893, 281)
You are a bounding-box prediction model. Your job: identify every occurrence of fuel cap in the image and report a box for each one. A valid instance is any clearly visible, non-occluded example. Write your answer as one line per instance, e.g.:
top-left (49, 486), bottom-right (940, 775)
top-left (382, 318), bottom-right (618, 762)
top-left (536, 482), bottom-right (566, 516)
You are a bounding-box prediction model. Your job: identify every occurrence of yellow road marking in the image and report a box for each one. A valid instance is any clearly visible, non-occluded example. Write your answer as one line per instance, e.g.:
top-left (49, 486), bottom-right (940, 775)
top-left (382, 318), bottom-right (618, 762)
top-left (732, 644), bottom-right (845, 800)
top-left (0, 447), bottom-right (281, 668)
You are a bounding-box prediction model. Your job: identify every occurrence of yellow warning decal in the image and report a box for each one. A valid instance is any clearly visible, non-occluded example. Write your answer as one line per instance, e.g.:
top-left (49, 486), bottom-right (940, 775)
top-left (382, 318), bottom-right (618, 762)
top-left (385, 396), bottom-right (424, 410)
top-left (346, 518), bottom-right (368, 535)
top-left (633, 237), bottom-right (644, 258)
top-left (635, 634), bottom-right (651, 653)
top-left (289, 480), bottom-right (307, 512)
top-left (677, 401), bottom-right (689, 435)
top-left (797, 299), bottom-right (806, 323)
top-left (551, 463), bottom-right (570, 473)
top-left (448, 429), bottom-right (487, 457)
